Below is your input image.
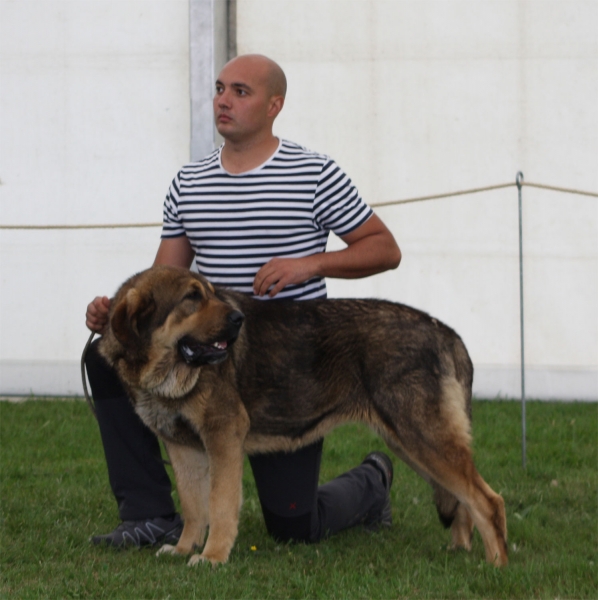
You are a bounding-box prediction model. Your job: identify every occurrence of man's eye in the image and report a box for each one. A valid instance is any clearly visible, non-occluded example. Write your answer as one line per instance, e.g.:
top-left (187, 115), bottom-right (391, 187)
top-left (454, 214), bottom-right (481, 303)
top-left (237, 89), bottom-right (247, 96)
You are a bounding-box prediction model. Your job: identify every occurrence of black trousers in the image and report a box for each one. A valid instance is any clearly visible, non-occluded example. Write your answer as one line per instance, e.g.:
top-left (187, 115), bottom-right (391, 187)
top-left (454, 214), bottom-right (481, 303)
top-left (85, 340), bottom-right (386, 543)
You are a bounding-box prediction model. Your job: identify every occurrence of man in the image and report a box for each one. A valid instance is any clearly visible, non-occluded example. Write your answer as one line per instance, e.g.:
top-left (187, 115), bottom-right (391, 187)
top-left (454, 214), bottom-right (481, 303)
top-left (86, 54), bottom-right (401, 548)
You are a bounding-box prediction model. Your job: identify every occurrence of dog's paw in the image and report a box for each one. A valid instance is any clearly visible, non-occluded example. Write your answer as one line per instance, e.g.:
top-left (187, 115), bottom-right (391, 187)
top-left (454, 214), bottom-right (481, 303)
top-left (156, 544), bottom-right (177, 557)
top-left (187, 552), bottom-right (225, 567)
top-left (156, 544), bottom-right (190, 558)
top-left (449, 537), bottom-right (472, 552)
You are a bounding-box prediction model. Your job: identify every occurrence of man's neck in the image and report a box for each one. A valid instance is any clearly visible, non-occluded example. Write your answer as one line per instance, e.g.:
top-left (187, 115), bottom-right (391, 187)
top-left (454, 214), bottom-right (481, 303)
top-left (220, 134), bottom-right (279, 174)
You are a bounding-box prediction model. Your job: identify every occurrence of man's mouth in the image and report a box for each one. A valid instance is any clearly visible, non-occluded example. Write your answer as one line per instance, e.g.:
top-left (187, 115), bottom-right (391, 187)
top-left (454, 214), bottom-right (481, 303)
top-left (178, 336), bottom-right (230, 365)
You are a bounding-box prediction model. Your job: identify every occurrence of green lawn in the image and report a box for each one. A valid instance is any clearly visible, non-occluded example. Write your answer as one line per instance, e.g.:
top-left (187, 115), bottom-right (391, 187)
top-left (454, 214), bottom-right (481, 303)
top-left (1, 399), bottom-right (596, 599)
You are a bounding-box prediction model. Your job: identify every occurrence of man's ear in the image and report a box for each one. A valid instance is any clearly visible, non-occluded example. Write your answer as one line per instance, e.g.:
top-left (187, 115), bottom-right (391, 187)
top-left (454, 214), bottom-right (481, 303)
top-left (110, 288), bottom-right (156, 348)
top-left (267, 95), bottom-right (284, 119)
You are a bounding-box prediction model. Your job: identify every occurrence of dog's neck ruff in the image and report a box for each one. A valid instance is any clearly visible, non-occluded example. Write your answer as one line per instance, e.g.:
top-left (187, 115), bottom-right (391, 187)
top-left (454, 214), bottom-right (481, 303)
top-left (139, 363), bottom-right (202, 400)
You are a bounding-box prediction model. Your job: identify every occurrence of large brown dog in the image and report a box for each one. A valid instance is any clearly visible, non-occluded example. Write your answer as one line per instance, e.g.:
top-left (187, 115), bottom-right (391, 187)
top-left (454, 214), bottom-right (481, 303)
top-left (98, 265), bottom-right (508, 567)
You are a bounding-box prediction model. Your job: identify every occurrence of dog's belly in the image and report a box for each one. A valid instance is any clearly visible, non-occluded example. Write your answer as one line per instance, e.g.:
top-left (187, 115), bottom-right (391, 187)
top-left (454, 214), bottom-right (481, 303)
top-left (246, 406), bottom-right (344, 439)
top-left (240, 394), bottom-right (369, 455)
top-left (243, 421), bottom-right (344, 455)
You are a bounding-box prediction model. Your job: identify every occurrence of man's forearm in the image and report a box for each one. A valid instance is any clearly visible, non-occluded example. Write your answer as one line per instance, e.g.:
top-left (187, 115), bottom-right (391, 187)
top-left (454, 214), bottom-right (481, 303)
top-left (253, 224), bottom-right (401, 297)
top-left (310, 231), bottom-right (401, 280)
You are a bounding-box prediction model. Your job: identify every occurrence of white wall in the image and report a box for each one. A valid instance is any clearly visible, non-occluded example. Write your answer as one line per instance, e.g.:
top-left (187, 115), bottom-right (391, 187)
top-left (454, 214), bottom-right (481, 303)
top-left (0, 0), bottom-right (596, 399)
top-left (237, 0), bottom-right (597, 399)
top-left (0, 0), bottom-right (190, 394)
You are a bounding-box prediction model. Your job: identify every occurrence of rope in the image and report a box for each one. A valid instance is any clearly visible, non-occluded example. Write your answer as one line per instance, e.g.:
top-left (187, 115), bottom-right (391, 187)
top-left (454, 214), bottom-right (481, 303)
top-left (371, 181), bottom-right (598, 208)
top-left (0, 223), bottom-right (162, 230)
top-left (522, 182), bottom-right (598, 197)
top-left (371, 182), bottom-right (514, 207)
top-left (1, 180), bottom-right (594, 229)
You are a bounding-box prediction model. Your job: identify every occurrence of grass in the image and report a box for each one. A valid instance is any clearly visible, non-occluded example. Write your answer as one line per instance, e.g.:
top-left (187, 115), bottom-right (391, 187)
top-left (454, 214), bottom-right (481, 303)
top-left (0, 398), bottom-right (596, 599)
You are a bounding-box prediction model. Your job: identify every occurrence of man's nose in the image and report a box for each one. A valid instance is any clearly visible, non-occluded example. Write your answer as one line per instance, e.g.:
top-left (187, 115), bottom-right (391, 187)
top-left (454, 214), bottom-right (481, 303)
top-left (217, 90), bottom-right (231, 107)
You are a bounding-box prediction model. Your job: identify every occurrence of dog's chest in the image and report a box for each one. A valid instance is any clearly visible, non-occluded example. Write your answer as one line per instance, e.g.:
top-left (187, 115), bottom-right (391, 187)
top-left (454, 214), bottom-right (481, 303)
top-left (134, 392), bottom-right (205, 449)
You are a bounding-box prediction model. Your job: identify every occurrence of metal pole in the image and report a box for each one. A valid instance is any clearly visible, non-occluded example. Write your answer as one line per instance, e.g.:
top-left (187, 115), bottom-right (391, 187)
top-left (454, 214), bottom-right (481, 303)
top-left (516, 172), bottom-right (526, 469)
top-left (189, 0), bottom-right (229, 161)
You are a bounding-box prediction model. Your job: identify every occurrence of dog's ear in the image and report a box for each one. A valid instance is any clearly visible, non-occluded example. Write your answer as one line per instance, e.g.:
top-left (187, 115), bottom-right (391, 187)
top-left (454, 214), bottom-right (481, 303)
top-left (110, 288), bottom-right (156, 347)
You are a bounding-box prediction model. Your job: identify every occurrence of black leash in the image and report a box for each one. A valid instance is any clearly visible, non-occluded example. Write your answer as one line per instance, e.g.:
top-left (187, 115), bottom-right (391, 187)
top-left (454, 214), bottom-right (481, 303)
top-left (81, 331), bottom-right (97, 419)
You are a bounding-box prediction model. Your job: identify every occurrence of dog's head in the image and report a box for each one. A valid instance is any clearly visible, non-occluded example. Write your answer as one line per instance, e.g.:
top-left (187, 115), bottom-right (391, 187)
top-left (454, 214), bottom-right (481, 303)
top-left (100, 266), bottom-right (244, 397)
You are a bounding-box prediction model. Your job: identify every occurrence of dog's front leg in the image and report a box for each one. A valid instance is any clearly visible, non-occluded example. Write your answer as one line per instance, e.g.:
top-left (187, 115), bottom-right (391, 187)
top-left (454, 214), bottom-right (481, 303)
top-left (156, 442), bottom-right (210, 558)
top-left (188, 416), bottom-right (248, 567)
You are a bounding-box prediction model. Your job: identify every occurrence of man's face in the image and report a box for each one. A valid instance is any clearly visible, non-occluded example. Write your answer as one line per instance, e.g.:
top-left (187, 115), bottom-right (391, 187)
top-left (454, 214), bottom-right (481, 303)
top-left (213, 58), bottom-right (277, 142)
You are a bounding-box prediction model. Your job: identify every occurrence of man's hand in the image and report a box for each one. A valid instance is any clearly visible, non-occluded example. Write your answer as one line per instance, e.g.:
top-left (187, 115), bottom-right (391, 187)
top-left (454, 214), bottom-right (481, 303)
top-left (252, 214), bottom-right (401, 298)
top-left (86, 296), bottom-right (111, 334)
top-left (253, 256), bottom-right (318, 298)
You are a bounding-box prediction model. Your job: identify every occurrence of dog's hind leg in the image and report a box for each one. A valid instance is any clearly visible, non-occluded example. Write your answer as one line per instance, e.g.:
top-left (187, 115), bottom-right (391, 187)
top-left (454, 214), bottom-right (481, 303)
top-left (431, 377), bottom-right (506, 564)
top-left (460, 468), bottom-right (507, 565)
top-left (380, 380), bottom-right (507, 565)
top-left (156, 442), bottom-right (210, 558)
top-left (431, 482), bottom-right (474, 551)
top-left (418, 444), bottom-right (506, 565)
top-left (388, 434), bottom-right (507, 565)
top-left (448, 500), bottom-right (474, 551)
top-left (381, 438), bottom-right (473, 552)
top-left (381, 438), bottom-right (469, 546)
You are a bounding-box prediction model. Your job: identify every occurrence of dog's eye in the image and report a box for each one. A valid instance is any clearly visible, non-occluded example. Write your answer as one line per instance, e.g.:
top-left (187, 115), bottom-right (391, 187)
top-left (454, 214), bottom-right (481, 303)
top-left (184, 289), bottom-right (203, 302)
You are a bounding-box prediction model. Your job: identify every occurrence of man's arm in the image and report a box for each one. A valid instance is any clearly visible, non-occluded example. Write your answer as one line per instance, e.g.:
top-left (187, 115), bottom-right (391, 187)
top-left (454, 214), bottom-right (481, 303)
top-left (85, 237), bottom-right (195, 333)
top-left (153, 236), bottom-right (195, 268)
top-left (253, 214), bottom-right (401, 298)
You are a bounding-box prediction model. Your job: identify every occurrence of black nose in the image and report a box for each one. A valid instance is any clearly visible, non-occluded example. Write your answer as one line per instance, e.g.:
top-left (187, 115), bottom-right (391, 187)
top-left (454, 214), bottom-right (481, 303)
top-left (228, 310), bottom-right (245, 327)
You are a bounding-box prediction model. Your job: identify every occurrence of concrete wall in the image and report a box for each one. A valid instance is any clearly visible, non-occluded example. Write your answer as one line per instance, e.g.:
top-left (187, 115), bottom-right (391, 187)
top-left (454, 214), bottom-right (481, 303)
top-left (236, 0), bottom-right (597, 399)
top-left (1, 0), bottom-right (596, 399)
top-left (0, 0), bottom-right (191, 393)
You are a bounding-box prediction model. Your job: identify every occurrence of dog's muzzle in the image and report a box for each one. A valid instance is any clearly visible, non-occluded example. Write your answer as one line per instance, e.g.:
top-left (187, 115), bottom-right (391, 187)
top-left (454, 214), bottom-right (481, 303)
top-left (178, 310), bottom-right (244, 366)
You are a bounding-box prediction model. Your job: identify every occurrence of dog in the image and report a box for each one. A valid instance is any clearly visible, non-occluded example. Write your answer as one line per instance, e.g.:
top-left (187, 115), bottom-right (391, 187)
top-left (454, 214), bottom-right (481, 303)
top-left (98, 265), bottom-right (508, 567)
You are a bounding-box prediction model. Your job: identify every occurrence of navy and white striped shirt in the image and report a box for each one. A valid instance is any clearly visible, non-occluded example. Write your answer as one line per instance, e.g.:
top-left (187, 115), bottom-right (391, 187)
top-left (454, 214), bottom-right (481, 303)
top-left (162, 139), bottom-right (373, 300)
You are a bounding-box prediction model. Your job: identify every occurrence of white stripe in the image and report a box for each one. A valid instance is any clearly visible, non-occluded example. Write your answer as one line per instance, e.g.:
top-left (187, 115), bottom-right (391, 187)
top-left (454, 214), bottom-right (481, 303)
top-left (162, 139), bottom-right (372, 300)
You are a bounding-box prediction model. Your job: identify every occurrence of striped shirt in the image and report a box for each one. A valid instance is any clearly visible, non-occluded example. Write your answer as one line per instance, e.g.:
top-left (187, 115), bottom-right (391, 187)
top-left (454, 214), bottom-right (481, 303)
top-left (161, 139), bottom-right (373, 300)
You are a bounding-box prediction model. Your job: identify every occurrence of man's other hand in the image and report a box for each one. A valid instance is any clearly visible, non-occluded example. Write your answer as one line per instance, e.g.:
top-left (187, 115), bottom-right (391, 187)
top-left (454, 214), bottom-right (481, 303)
top-left (86, 296), bottom-right (111, 334)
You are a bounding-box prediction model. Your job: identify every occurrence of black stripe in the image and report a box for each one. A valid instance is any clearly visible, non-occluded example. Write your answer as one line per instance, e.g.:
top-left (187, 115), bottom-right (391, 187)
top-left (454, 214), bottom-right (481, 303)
top-left (161, 140), bottom-right (371, 300)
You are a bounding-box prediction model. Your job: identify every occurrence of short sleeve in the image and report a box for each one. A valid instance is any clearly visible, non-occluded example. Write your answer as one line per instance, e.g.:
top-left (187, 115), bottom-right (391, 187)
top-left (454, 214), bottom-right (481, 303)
top-left (313, 159), bottom-right (373, 236)
top-left (161, 171), bottom-right (186, 239)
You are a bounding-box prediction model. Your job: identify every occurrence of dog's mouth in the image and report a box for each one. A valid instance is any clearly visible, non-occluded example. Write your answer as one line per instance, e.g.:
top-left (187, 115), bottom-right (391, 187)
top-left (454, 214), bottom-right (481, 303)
top-left (178, 336), bottom-right (233, 366)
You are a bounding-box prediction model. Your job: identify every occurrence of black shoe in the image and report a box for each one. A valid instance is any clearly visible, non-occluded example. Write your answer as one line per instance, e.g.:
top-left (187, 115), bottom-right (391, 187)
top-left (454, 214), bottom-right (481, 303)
top-left (91, 514), bottom-right (183, 548)
top-left (362, 452), bottom-right (394, 530)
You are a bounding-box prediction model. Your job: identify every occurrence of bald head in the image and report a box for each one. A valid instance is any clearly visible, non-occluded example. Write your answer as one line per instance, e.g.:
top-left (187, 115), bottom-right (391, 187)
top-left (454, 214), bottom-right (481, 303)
top-left (222, 54), bottom-right (287, 99)
top-left (214, 54), bottom-right (287, 148)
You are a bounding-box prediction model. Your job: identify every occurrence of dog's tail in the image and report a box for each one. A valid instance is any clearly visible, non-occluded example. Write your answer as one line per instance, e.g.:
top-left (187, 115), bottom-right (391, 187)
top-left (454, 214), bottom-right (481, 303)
top-left (451, 332), bottom-right (474, 419)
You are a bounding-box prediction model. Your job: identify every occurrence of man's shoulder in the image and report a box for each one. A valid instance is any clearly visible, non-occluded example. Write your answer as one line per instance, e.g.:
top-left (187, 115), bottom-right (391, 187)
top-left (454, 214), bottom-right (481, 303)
top-left (178, 148), bottom-right (221, 176)
top-left (276, 139), bottom-right (333, 166)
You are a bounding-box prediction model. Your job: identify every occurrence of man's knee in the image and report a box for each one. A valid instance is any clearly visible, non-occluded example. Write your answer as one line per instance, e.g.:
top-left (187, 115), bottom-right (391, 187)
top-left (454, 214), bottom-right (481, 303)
top-left (261, 506), bottom-right (319, 544)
